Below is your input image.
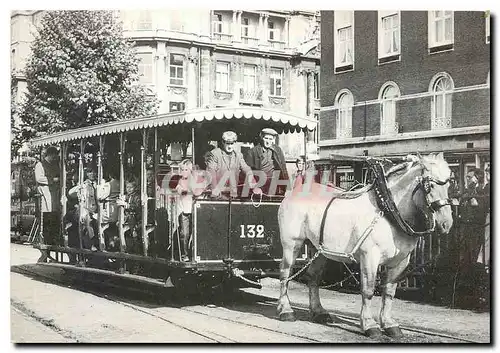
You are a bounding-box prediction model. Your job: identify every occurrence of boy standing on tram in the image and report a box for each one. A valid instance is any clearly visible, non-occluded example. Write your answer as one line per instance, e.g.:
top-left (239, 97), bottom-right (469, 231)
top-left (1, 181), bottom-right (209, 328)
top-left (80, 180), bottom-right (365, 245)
top-left (174, 159), bottom-right (205, 262)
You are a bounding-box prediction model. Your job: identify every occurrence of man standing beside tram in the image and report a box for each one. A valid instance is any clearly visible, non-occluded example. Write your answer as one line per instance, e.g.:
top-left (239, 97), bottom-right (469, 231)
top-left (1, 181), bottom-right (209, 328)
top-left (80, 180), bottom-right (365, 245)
top-left (34, 146), bottom-right (61, 213)
top-left (245, 128), bottom-right (289, 196)
top-left (34, 146), bottom-right (61, 243)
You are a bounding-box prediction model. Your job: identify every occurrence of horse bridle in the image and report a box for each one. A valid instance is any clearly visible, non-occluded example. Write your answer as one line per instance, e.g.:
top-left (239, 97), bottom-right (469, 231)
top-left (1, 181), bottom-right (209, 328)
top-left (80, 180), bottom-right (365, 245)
top-left (412, 168), bottom-right (452, 213)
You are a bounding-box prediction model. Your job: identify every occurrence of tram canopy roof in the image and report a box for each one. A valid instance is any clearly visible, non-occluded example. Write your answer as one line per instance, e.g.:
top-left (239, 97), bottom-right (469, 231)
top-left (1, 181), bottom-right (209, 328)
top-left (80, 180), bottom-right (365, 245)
top-left (30, 107), bottom-right (318, 147)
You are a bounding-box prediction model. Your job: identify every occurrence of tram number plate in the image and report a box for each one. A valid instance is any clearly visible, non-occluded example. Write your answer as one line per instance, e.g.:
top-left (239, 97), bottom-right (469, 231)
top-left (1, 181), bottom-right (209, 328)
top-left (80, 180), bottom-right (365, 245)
top-left (239, 224), bottom-right (265, 238)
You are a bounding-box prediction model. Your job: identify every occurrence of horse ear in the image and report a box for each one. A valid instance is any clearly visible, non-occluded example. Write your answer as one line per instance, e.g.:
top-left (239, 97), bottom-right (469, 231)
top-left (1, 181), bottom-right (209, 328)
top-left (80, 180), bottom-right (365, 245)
top-left (417, 152), bottom-right (423, 160)
top-left (436, 152), bottom-right (444, 160)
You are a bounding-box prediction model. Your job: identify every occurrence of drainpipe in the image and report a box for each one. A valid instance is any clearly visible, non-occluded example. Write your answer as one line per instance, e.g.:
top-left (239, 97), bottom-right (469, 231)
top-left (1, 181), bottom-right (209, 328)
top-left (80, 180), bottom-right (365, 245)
top-left (363, 101), bottom-right (367, 138)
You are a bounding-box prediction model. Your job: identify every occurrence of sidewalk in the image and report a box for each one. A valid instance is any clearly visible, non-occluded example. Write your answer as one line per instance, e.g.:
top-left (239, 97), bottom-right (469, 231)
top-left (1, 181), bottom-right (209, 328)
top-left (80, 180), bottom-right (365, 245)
top-left (250, 278), bottom-right (490, 343)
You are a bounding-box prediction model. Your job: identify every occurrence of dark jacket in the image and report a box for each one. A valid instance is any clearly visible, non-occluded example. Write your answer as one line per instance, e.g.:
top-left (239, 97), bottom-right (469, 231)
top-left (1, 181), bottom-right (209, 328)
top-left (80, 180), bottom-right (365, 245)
top-left (245, 144), bottom-right (289, 181)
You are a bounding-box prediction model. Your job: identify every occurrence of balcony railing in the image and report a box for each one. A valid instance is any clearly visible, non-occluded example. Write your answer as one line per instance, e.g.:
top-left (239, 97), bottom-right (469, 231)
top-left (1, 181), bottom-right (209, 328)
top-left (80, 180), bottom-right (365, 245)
top-left (240, 88), bottom-right (263, 102)
top-left (213, 32), bottom-right (233, 43)
top-left (336, 128), bottom-right (352, 139)
top-left (268, 39), bottom-right (286, 49)
top-left (431, 117), bottom-right (452, 130)
top-left (241, 36), bottom-right (259, 46)
top-left (381, 121), bottom-right (399, 135)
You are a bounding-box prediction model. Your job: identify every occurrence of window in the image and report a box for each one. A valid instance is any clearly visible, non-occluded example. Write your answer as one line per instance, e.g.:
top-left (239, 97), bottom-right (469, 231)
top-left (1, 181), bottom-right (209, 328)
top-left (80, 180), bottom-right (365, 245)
top-left (170, 10), bottom-right (184, 31)
top-left (213, 13), bottom-right (223, 34)
top-left (486, 11), bottom-right (490, 43)
top-left (169, 54), bottom-right (184, 86)
top-left (428, 11), bottom-right (454, 51)
top-left (379, 83), bottom-right (400, 135)
top-left (138, 11), bottom-right (152, 30)
top-left (336, 90), bottom-right (353, 138)
top-left (243, 64), bottom-right (257, 92)
top-left (268, 21), bottom-right (280, 41)
top-left (216, 62), bottom-right (230, 92)
top-left (313, 73), bottom-right (320, 100)
top-left (169, 102), bottom-right (185, 112)
top-left (269, 68), bottom-right (283, 96)
top-left (334, 11), bottom-right (354, 72)
top-left (242, 18), bottom-right (250, 37)
top-left (137, 53), bottom-right (153, 84)
top-left (431, 73), bottom-right (453, 130)
top-left (378, 11), bottom-right (400, 62)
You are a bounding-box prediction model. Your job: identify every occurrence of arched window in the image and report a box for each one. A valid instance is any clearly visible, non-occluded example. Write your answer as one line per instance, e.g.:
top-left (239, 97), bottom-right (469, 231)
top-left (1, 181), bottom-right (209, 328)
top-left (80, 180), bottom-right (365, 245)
top-left (336, 90), bottom-right (353, 138)
top-left (430, 73), bottom-right (453, 130)
top-left (379, 82), bottom-right (400, 135)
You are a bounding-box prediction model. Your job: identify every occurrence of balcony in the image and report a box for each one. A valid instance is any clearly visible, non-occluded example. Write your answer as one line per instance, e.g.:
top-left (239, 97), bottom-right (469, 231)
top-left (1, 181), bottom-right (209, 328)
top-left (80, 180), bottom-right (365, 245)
top-left (381, 121), bottom-right (400, 136)
top-left (213, 32), bottom-right (233, 43)
top-left (268, 39), bottom-right (286, 50)
top-left (431, 117), bottom-right (452, 130)
top-left (241, 36), bottom-right (259, 47)
top-left (240, 88), bottom-right (263, 104)
top-left (336, 128), bottom-right (352, 139)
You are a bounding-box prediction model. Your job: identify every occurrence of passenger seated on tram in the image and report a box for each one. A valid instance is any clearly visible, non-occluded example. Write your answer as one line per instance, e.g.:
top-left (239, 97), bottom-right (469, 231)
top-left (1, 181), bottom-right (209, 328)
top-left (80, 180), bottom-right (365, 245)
top-left (116, 178), bottom-right (142, 254)
top-left (174, 159), bottom-right (205, 262)
top-left (68, 167), bottom-right (99, 251)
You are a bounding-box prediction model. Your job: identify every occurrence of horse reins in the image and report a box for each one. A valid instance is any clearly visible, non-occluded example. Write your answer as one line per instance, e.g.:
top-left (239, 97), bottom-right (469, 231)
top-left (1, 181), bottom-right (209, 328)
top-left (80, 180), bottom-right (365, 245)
top-left (316, 159), bottom-right (452, 264)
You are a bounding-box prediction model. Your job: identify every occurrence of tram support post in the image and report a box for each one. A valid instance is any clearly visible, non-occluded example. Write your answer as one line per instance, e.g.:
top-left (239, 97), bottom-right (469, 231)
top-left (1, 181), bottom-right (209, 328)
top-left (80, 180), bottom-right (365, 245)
top-left (153, 127), bottom-right (158, 257)
top-left (97, 136), bottom-right (106, 251)
top-left (78, 140), bottom-right (84, 256)
top-left (61, 143), bottom-right (68, 247)
top-left (141, 130), bottom-right (149, 257)
top-left (118, 133), bottom-right (127, 273)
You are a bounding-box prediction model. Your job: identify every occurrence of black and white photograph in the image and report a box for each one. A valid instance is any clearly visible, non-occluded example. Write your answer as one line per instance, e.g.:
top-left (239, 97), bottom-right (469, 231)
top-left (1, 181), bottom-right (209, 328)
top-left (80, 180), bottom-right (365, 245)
top-left (9, 5), bottom-right (491, 344)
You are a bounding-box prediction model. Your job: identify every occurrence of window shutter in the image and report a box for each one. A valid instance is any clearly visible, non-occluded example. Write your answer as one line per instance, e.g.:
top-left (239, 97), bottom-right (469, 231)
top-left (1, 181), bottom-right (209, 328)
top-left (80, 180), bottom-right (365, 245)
top-left (427, 11), bottom-right (433, 47)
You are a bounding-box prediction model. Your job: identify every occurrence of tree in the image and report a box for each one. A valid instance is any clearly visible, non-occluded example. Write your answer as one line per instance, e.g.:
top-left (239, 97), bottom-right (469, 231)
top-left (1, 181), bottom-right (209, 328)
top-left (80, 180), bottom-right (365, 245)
top-left (14, 10), bottom-right (159, 154)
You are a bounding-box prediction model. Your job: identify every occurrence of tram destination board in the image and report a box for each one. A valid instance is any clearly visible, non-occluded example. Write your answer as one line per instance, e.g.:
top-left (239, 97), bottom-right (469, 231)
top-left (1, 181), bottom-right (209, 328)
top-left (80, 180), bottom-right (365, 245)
top-left (194, 200), bottom-right (306, 263)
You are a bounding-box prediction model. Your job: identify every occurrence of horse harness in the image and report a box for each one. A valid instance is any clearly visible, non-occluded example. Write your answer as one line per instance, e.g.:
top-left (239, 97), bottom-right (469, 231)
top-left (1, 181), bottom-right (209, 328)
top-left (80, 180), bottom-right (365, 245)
top-left (317, 159), bottom-right (452, 264)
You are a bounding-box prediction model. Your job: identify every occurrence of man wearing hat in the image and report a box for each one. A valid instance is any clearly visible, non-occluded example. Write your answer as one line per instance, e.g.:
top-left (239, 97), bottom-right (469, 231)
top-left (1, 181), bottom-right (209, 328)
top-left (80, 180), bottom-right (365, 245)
top-left (245, 128), bottom-right (289, 195)
top-left (34, 146), bottom-right (61, 213)
top-left (205, 131), bottom-right (262, 198)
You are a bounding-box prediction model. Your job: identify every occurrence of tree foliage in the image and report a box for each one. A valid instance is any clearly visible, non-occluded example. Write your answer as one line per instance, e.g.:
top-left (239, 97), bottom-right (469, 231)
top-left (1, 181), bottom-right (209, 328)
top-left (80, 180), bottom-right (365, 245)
top-left (14, 10), bottom-right (159, 153)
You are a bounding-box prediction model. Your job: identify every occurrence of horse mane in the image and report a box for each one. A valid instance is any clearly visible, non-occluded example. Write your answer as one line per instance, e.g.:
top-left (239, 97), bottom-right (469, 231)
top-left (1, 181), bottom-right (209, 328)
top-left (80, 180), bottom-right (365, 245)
top-left (385, 161), bottom-right (416, 180)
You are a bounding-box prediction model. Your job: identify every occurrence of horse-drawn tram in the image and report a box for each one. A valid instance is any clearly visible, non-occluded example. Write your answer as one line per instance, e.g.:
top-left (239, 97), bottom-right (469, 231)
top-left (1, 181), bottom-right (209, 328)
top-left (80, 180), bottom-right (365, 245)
top-left (29, 107), bottom-right (317, 293)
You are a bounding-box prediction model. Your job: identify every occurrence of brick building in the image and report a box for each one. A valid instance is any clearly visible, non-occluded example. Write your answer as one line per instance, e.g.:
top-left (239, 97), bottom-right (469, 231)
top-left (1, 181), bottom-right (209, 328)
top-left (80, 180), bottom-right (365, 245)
top-left (319, 11), bottom-right (490, 190)
top-left (11, 10), bottom-right (321, 161)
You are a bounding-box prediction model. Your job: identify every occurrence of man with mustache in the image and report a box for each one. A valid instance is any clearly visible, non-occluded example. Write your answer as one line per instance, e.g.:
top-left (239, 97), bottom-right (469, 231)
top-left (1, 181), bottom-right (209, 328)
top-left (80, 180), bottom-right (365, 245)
top-left (205, 131), bottom-right (262, 199)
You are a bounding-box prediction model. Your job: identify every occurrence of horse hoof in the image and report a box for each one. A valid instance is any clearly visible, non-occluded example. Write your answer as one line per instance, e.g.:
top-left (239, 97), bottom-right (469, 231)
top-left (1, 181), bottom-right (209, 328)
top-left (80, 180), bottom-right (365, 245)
top-left (279, 312), bottom-right (296, 322)
top-left (365, 327), bottom-right (383, 338)
top-left (312, 313), bottom-right (333, 324)
top-left (384, 326), bottom-right (403, 338)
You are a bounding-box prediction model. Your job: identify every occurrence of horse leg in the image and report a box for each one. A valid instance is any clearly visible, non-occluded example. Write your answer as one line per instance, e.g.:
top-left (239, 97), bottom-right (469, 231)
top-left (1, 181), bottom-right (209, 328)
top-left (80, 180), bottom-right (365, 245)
top-left (277, 240), bottom-right (303, 322)
top-left (379, 254), bottom-right (411, 338)
top-left (360, 253), bottom-right (383, 338)
top-left (307, 254), bottom-right (333, 324)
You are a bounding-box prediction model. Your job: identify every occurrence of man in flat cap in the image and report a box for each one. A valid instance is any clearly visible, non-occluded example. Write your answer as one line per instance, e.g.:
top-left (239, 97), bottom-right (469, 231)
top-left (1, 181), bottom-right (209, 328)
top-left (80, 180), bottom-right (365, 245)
top-left (205, 131), bottom-right (262, 198)
top-left (245, 128), bottom-right (289, 195)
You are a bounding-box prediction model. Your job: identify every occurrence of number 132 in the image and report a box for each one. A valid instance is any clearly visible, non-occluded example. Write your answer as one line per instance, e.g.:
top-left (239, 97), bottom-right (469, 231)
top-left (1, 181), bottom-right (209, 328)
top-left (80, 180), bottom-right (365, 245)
top-left (240, 225), bottom-right (264, 238)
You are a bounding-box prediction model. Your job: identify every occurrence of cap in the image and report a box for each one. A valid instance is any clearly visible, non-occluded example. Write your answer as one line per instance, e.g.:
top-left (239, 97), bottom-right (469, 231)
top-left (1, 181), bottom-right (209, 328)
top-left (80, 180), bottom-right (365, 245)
top-left (260, 128), bottom-right (278, 137)
top-left (222, 131), bottom-right (237, 143)
top-left (45, 146), bottom-right (59, 156)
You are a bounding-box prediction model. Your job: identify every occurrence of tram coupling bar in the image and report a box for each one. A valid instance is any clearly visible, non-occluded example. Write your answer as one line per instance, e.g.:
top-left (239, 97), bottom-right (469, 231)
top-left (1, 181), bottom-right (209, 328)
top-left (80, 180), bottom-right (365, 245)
top-left (232, 268), bottom-right (281, 279)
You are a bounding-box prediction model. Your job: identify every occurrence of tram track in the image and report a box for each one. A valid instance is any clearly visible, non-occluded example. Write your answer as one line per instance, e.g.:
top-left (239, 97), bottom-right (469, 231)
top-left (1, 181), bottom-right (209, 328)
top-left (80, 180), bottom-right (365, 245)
top-left (12, 264), bottom-right (320, 343)
top-left (12, 263), bottom-right (484, 343)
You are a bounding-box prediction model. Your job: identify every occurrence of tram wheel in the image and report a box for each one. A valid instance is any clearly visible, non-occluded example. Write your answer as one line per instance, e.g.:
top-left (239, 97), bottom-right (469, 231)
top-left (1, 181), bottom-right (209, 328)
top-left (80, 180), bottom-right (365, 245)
top-left (170, 271), bottom-right (200, 295)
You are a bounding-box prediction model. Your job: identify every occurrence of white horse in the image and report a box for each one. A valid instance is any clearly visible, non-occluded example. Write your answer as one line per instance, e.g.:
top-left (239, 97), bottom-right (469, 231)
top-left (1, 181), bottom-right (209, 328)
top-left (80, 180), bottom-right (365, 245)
top-left (277, 153), bottom-right (454, 338)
